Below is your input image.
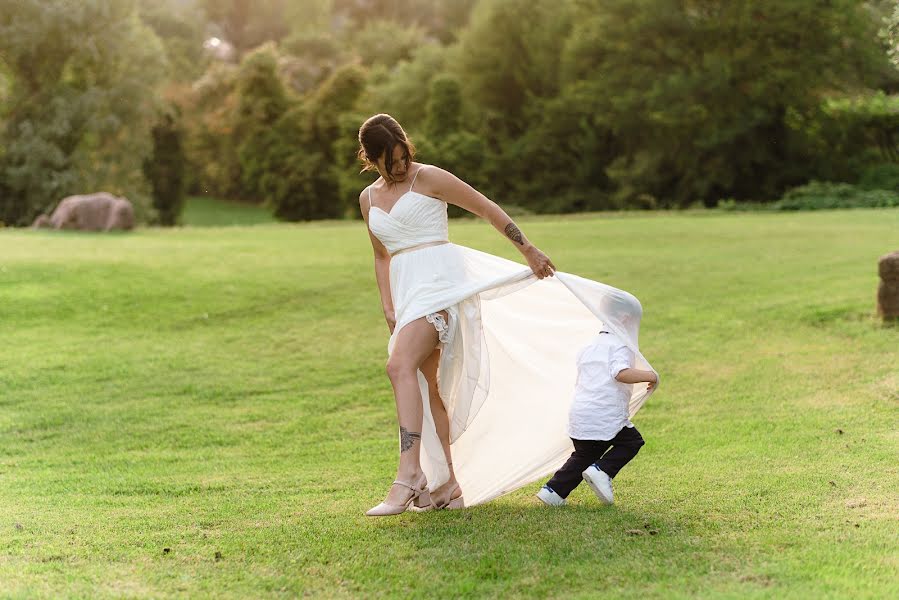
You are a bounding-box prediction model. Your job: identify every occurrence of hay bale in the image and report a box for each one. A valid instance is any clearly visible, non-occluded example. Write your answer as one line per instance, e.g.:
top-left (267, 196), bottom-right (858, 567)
top-left (877, 250), bottom-right (899, 321)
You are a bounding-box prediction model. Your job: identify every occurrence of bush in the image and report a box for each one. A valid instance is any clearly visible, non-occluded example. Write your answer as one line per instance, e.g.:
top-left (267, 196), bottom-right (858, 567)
top-left (774, 181), bottom-right (899, 210)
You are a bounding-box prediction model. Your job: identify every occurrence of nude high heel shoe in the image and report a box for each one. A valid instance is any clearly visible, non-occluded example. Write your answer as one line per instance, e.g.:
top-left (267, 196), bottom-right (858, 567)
top-left (431, 482), bottom-right (464, 510)
top-left (365, 474), bottom-right (431, 517)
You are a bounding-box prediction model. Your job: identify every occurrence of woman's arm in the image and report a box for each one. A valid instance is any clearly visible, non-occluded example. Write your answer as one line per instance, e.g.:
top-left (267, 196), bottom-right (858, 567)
top-left (360, 191), bottom-right (396, 333)
top-left (419, 166), bottom-right (557, 279)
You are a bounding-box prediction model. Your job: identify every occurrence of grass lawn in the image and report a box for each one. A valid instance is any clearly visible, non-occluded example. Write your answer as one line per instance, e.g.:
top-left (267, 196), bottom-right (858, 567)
top-left (1, 209), bottom-right (897, 598)
top-left (181, 196), bottom-right (277, 227)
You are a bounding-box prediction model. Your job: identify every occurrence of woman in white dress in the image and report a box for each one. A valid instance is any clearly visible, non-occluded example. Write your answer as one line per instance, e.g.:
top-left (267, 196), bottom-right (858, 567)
top-left (360, 114), bottom-right (555, 516)
top-left (359, 114), bottom-right (658, 516)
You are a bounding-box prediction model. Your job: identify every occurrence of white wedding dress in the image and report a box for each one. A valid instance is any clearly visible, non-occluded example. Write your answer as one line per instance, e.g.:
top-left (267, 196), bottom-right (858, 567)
top-left (368, 173), bottom-right (658, 507)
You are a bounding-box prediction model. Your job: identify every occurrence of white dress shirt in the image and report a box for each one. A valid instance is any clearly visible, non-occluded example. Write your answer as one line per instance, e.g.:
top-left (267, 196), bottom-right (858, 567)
top-left (568, 331), bottom-right (635, 441)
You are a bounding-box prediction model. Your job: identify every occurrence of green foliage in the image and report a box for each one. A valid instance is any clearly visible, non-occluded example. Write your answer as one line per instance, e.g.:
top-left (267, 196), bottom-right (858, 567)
top-left (503, 84), bottom-right (618, 212)
top-left (822, 92), bottom-right (899, 164)
top-left (246, 104), bottom-right (334, 221)
top-left (562, 0), bottom-right (887, 207)
top-left (331, 0), bottom-right (477, 42)
top-left (882, 1), bottom-right (899, 69)
top-left (455, 0), bottom-right (573, 138)
top-left (351, 20), bottom-right (426, 68)
top-left (0, 0), bottom-right (165, 225)
top-left (414, 76), bottom-right (491, 216)
top-left (234, 45), bottom-right (292, 201)
top-left (333, 111), bottom-right (378, 219)
top-left (235, 63), bottom-right (368, 221)
top-left (138, 0), bottom-right (208, 81)
top-left (280, 31), bottom-right (346, 93)
top-left (179, 63), bottom-right (243, 199)
top-left (774, 181), bottom-right (899, 210)
top-left (363, 43), bottom-right (450, 127)
top-left (6, 0), bottom-right (899, 223)
top-left (425, 75), bottom-right (463, 140)
top-left (143, 111), bottom-right (187, 226)
top-left (719, 176), bottom-right (899, 211)
top-left (234, 44), bottom-right (291, 140)
top-left (859, 162), bottom-right (899, 191)
top-left (201, 0), bottom-right (290, 57)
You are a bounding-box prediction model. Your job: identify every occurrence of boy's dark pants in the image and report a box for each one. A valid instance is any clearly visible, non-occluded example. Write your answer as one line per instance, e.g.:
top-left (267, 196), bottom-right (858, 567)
top-left (546, 426), bottom-right (645, 498)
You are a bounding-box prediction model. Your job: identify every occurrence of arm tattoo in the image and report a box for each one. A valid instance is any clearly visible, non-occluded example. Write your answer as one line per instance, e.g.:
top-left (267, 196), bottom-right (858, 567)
top-left (504, 223), bottom-right (524, 245)
top-left (399, 426), bottom-right (421, 452)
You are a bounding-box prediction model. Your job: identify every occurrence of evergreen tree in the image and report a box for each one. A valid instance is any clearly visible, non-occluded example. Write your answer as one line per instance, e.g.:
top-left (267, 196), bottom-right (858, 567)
top-left (143, 111), bottom-right (186, 226)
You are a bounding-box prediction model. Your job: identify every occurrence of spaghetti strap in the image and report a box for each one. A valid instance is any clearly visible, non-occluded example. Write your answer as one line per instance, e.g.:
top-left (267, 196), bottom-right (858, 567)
top-left (409, 165), bottom-right (424, 193)
top-left (367, 186), bottom-right (373, 208)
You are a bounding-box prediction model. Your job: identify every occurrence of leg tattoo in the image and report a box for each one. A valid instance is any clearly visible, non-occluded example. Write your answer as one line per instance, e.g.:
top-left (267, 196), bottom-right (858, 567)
top-left (504, 223), bottom-right (524, 245)
top-left (399, 426), bottom-right (421, 452)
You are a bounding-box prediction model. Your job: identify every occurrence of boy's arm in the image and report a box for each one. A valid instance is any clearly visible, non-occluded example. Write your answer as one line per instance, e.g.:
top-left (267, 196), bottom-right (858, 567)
top-left (615, 368), bottom-right (658, 391)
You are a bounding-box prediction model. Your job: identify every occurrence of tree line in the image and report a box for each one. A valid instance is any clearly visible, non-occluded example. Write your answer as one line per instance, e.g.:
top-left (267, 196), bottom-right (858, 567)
top-left (1, 0), bottom-right (898, 226)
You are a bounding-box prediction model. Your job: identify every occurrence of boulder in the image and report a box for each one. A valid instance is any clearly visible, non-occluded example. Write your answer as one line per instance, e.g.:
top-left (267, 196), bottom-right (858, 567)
top-left (32, 193), bottom-right (134, 231)
top-left (878, 250), bottom-right (899, 321)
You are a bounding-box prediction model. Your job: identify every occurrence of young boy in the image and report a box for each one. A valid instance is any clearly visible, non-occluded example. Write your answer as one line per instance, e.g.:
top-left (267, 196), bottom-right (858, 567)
top-left (537, 328), bottom-right (657, 506)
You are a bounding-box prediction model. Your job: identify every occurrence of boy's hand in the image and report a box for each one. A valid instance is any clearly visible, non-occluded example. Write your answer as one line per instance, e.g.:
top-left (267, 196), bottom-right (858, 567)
top-left (646, 372), bottom-right (658, 392)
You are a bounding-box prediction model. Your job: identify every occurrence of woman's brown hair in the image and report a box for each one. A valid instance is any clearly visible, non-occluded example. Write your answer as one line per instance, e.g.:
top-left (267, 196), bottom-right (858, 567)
top-left (357, 114), bottom-right (415, 182)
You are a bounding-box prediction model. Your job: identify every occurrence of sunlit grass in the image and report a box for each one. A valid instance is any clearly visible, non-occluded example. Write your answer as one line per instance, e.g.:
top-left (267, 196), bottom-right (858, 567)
top-left (1, 209), bottom-right (897, 598)
top-left (181, 195), bottom-right (277, 226)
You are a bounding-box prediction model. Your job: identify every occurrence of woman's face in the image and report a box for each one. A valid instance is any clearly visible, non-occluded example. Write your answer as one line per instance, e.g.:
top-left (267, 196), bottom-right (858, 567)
top-left (377, 144), bottom-right (409, 183)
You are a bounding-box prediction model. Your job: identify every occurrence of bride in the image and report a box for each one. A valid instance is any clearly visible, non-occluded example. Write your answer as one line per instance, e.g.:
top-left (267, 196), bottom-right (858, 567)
top-left (359, 114), bottom-right (657, 516)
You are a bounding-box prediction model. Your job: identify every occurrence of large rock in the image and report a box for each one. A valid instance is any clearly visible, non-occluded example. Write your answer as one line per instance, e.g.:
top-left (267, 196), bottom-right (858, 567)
top-left (878, 250), bottom-right (899, 321)
top-left (32, 193), bottom-right (134, 231)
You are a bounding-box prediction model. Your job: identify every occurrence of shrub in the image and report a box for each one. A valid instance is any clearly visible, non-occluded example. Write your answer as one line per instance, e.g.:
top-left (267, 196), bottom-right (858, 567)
top-left (774, 181), bottom-right (899, 210)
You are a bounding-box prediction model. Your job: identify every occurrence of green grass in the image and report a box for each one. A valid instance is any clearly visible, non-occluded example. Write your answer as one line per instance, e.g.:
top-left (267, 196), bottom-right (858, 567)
top-left (181, 196), bottom-right (277, 226)
top-left (1, 210), bottom-right (897, 598)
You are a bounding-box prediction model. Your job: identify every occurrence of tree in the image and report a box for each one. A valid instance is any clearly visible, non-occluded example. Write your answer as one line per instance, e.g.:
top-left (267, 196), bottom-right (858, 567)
top-left (563, 0), bottom-right (887, 206)
top-left (454, 0), bottom-right (574, 139)
top-left (234, 45), bottom-right (292, 201)
top-left (201, 0), bottom-right (290, 58)
top-left (138, 0), bottom-right (208, 81)
top-left (143, 111), bottom-right (186, 225)
top-left (416, 75), bottom-right (491, 214)
top-left (363, 43), bottom-right (450, 129)
top-left (351, 20), bottom-right (427, 68)
top-left (0, 0), bottom-right (165, 225)
top-left (883, 2), bottom-right (899, 70)
top-left (241, 64), bottom-right (368, 221)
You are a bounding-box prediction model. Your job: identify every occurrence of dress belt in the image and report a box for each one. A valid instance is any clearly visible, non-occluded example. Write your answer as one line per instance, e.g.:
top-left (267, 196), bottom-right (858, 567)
top-left (390, 240), bottom-right (449, 257)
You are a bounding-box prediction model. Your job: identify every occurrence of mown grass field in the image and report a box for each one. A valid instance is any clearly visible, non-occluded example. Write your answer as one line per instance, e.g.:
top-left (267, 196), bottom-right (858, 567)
top-left (181, 196), bottom-right (277, 227)
top-left (1, 209), bottom-right (897, 598)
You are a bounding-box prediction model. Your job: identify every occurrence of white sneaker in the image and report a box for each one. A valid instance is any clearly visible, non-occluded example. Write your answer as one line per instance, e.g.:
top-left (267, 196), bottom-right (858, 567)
top-left (582, 464), bottom-right (614, 505)
top-left (536, 485), bottom-right (566, 506)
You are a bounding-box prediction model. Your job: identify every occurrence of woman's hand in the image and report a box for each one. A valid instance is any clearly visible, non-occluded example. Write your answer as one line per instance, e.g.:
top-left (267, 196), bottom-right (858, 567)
top-left (385, 310), bottom-right (397, 334)
top-left (524, 245), bottom-right (556, 280)
top-left (647, 372), bottom-right (659, 392)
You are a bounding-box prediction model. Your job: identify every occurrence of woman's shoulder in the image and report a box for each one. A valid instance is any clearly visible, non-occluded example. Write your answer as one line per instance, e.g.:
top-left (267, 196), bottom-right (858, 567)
top-left (412, 163), bottom-right (454, 196)
top-left (413, 163), bottom-right (448, 180)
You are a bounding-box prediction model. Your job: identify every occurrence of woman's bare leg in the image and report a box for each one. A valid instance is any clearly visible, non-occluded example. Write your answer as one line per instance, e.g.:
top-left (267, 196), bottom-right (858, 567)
top-left (380, 316), bottom-right (441, 506)
top-left (420, 345), bottom-right (463, 506)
